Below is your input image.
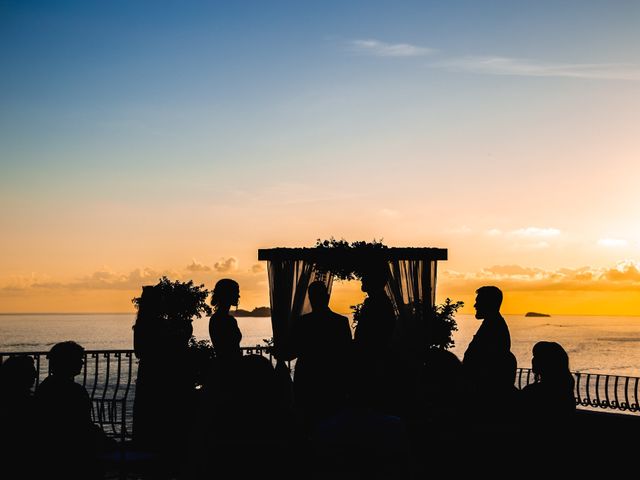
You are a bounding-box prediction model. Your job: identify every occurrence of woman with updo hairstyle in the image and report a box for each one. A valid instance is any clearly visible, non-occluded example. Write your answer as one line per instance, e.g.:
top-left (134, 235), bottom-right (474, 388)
top-left (186, 281), bottom-right (244, 478)
top-left (209, 279), bottom-right (242, 363)
top-left (521, 341), bottom-right (576, 428)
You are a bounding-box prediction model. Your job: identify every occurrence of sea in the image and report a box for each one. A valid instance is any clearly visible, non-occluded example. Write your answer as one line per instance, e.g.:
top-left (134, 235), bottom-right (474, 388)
top-left (1, 313), bottom-right (640, 377)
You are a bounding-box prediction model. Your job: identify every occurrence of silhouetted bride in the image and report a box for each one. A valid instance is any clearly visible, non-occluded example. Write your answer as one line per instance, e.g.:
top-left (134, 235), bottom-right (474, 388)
top-left (209, 279), bottom-right (243, 364)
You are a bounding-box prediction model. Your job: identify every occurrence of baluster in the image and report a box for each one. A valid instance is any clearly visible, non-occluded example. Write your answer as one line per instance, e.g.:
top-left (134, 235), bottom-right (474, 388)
top-left (585, 374), bottom-right (592, 407)
top-left (34, 353), bottom-right (42, 389)
top-left (574, 373), bottom-right (582, 406)
top-left (122, 351), bottom-right (134, 440)
top-left (622, 376), bottom-right (630, 410)
top-left (100, 352), bottom-right (111, 435)
top-left (89, 353), bottom-right (100, 426)
top-left (602, 375), bottom-right (610, 408)
top-left (595, 374), bottom-right (604, 407)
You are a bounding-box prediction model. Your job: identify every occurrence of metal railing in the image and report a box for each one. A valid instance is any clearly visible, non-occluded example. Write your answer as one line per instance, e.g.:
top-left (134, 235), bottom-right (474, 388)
top-left (0, 347), bottom-right (279, 442)
top-left (516, 368), bottom-right (640, 414)
top-left (3, 350), bottom-right (639, 443)
top-left (1, 350), bottom-right (136, 441)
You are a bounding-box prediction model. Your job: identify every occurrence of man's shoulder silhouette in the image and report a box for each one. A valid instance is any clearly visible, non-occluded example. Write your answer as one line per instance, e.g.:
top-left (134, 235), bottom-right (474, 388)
top-left (470, 314), bottom-right (510, 348)
top-left (463, 314), bottom-right (512, 369)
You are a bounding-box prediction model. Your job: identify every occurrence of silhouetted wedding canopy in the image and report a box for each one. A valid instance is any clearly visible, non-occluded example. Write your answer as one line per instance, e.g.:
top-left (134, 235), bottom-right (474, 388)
top-left (258, 247), bottom-right (448, 362)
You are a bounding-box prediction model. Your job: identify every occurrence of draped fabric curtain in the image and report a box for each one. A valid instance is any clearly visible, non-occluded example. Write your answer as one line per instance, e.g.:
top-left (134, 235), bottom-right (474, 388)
top-left (267, 260), bottom-right (313, 362)
top-left (266, 260), bottom-right (334, 362)
top-left (384, 259), bottom-right (438, 351)
top-left (378, 258), bottom-right (437, 407)
top-left (266, 259), bottom-right (333, 409)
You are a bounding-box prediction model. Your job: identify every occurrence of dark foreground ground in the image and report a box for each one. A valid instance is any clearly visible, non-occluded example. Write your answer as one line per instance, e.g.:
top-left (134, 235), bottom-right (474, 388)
top-left (97, 409), bottom-right (640, 480)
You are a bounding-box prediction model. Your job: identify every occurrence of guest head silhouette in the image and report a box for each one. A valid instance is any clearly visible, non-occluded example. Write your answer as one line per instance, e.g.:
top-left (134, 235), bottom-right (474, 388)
top-left (474, 285), bottom-right (503, 319)
top-left (521, 340), bottom-right (575, 440)
top-left (531, 341), bottom-right (571, 385)
top-left (360, 264), bottom-right (389, 294)
top-left (0, 355), bottom-right (37, 396)
top-left (136, 285), bottom-right (162, 320)
top-left (211, 279), bottom-right (240, 312)
top-left (47, 341), bottom-right (85, 378)
top-left (308, 280), bottom-right (330, 311)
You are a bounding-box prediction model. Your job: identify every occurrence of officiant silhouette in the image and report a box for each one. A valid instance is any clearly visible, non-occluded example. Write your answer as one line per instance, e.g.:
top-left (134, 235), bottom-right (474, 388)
top-left (352, 265), bottom-right (396, 410)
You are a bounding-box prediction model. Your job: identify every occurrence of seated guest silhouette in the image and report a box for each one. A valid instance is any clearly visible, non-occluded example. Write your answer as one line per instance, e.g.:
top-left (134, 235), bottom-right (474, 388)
top-left (407, 348), bottom-right (465, 476)
top-left (186, 354), bottom-right (296, 480)
top-left (519, 341), bottom-right (576, 468)
top-left (0, 354), bottom-right (37, 427)
top-left (35, 341), bottom-right (112, 478)
top-left (0, 355), bottom-right (38, 475)
top-left (521, 341), bottom-right (575, 426)
top-left (415, 348), bottom-right (464, 428)
top-left (291, 280), bottom-right (352, 430)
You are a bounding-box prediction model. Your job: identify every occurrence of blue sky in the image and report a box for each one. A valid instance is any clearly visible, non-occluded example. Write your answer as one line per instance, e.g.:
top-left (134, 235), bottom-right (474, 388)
top-left (3, 1), bottom-right (638, 184)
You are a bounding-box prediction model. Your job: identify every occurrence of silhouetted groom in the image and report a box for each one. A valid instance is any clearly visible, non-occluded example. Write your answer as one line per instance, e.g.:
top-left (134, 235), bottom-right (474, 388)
top-left (291, 281), bottom-right (352, 430)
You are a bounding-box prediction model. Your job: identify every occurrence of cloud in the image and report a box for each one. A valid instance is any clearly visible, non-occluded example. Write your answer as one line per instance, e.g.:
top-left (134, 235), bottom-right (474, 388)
top-left (448, 226), bottom-right (473, 235)
top-left (511, 227), bottom-right (560, 237)
top-left (342, 38), bottom-right (640, 81)
top-left (482, 265), bottom-right (543, 278)
top-left (349, 39), bottom-right (436, 57)
top-left (214, 257), bottom-right (238, 273)
top-left (251, 181), bottom-right (363, 208)
top-left (30, 267), bottom-right (178, 291)
top-left (598, 238), bottom-right (628, 247)
top-left (518, 241), bottom-right (551, 250)
top-left (1, 274), bottom-right (49, 291)
top-left (250, 263), bottom-right (266, 274)
top-left (379, 208), bottom-right (399, 218)
top-left (185, 260), bottom-right (212, 272)
top-left (441, 260), bottom-right (640, 293)
top-left (482, 228), bottom-right (560, 248)
top-left (603, 261), bottom-right (640, 282)
top-left (439, 56), bottom-right (640, 80)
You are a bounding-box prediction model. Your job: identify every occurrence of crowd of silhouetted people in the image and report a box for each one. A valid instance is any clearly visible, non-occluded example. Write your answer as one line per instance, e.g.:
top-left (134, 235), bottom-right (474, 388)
top-left (0, 341), bottom-right (117, 478)
top-left (1, 277), bottom-right (587, 479)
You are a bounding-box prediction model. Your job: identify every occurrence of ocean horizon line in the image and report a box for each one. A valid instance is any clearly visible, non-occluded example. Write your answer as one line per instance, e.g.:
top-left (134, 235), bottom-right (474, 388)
top-left (0, 312), bottom-right (135, 316)
top-left (2, 311), bottom-right (640, 318)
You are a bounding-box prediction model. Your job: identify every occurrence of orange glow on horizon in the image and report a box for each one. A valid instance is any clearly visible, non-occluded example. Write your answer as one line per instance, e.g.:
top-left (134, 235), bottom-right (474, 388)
top-left (3, 273), bottom-right (640, 317)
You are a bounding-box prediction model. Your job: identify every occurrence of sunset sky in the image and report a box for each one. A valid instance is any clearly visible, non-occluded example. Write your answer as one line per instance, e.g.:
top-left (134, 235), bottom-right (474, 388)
top-left (2, 1), bottom-right (640, 315)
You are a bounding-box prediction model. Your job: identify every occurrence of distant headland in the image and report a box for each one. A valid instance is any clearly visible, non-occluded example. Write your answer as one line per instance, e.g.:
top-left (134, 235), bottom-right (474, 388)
top-left (525, 311), bottom-right (551, 317)
top-left (233, 306), bottom-right (271, 317)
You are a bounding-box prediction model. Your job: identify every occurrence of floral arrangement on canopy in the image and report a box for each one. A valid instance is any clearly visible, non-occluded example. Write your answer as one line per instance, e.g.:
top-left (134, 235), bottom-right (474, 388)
top-left (312, 237), bottom-right (388, 280)
top-left (312, 238), bottom-right (462, 351)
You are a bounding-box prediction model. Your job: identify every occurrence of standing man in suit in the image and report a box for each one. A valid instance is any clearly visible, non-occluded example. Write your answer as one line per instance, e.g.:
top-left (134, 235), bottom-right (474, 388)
top-left (291, 281), bottom-right (352, 430)
top-left (463, 286), bottom-right (517, 426)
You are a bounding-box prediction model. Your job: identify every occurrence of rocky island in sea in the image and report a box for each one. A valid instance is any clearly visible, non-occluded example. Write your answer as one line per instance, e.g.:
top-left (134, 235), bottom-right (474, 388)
top-left (233, 306), bottom-right (271, 317)
top-left (525, 311), bottom-right (551, 317)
